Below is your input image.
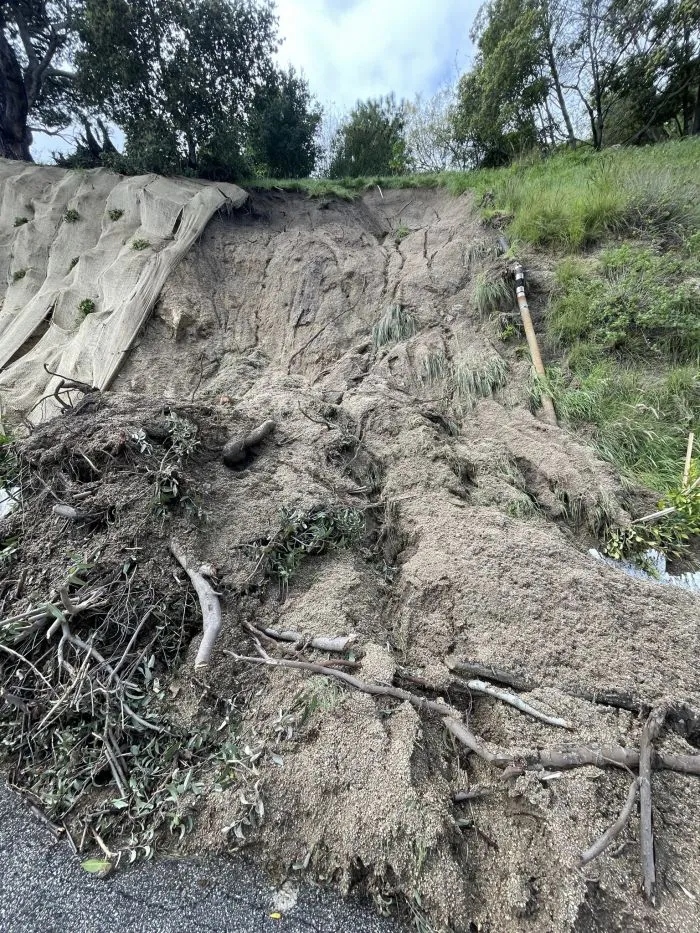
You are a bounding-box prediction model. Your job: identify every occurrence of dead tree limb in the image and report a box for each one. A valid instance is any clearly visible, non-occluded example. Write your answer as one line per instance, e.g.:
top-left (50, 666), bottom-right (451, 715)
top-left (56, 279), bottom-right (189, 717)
top-left (580, 778), bottom-right (639, 866)
top-left (442, 717), bottom-right (700, 778)
top-left (463, 678), bottom-right (572, 729)
top-left (170, 540), bottom-right (222, 671)
top-left (640, 706), bottom-right (668, 903)
top-left (446, 657), bottom-right (534, 691)
top-left (261, 626), bottom-right (357, 654)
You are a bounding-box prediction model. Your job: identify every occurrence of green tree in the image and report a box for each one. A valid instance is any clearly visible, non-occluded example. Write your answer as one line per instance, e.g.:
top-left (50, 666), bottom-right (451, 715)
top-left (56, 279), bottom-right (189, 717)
top-left (328, 96), bottom-right (408, 178)
top-left (247, 67), bottom-right (321, 178)
top-left (0, 1), bottom-right (82, 160)
top-left (75, 0), bottom-right (278, 177)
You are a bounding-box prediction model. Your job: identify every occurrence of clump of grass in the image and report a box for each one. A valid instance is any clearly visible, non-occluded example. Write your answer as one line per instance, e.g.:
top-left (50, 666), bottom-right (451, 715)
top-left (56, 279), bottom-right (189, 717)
top-left (533, 362), bottom-right (699, 492)
top-left (394, 222), bottom-right (410, 243)
top-left (69, 256), bottom-right (79, 271)
top-left (453, 355), bottom-right (508, 407)
top-left (131, 238), bottom-right (150, 250)
top-left (473, 269), bottom-right (513, 316)
top-left (64, 208), bottom-right (80, 223)
top-left (78, 298), bottom-right (96, 316)
top-left (12, 268), bottom-right (27, 282)
top-left (13, 216), bottom-right (28, 227)
top-left (373, 304), bottom-right (417, 348)
top-left (253, 505), bottom-right (365, 588)
top-left (108, 208), bottom-right (124, 221)
top-left (422, 350), bottom-right (450, 384)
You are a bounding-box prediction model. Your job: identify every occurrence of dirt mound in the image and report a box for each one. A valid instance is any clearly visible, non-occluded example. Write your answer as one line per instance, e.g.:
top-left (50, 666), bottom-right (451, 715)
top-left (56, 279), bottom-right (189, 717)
top-left (2, 187), bottom-right (699, 932)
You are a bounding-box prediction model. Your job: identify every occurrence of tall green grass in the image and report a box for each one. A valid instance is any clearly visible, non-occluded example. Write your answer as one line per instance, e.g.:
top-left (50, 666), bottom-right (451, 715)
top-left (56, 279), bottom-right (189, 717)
top-left (533, 361), bottom-right (699, 491)
top-left (251, 137), bottom-right (700, 252)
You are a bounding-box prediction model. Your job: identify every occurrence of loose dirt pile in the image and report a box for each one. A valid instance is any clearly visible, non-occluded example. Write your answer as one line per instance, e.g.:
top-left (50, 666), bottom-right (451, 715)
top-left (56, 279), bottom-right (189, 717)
top-left (1, 186), bottom-right (699, 932)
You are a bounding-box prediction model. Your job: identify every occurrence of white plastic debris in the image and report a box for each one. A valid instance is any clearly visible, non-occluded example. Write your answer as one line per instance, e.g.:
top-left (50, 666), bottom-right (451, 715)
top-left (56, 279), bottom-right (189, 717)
top-left (589, 547), bottom-right (700, 594)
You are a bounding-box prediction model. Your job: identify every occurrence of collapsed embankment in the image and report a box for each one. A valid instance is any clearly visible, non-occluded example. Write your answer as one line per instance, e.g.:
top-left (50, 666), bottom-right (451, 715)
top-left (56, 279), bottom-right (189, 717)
top-left (1, 174), bottom-right (699, 932)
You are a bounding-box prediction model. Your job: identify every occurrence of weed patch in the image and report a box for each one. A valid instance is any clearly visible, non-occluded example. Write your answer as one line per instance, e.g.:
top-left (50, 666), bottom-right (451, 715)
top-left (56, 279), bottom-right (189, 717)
top-left (373, 304), bottom-right (417, 348)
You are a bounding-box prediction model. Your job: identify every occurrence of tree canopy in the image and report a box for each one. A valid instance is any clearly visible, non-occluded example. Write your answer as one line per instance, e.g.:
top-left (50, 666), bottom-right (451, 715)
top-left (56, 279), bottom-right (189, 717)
top-left (328, 96), bottom-right (408, 178)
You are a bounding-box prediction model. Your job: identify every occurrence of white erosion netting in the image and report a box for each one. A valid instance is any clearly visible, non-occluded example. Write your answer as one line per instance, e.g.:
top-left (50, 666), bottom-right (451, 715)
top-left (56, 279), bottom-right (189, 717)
top-left (0, 159), bottom-right (247, 421)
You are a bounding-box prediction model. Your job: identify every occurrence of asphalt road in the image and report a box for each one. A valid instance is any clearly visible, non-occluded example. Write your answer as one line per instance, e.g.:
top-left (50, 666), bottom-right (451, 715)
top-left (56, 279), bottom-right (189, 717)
top-left (0, 783), bottom-right (400, 933)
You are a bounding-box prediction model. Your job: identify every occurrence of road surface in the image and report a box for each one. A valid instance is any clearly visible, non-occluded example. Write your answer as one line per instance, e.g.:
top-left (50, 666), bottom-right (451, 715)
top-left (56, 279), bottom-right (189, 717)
top-left (0, 783), bottom-right (400, 933)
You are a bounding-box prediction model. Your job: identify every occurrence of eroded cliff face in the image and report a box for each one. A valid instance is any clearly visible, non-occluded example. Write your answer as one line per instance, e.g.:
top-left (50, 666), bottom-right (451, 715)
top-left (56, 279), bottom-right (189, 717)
top-left (2, 182), bottom-right (699, 932)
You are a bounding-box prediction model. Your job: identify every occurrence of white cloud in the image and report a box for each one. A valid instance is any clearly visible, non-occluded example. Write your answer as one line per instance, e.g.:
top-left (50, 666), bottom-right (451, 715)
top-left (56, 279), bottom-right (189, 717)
top-left (275, 0), bottom-right (476, 111)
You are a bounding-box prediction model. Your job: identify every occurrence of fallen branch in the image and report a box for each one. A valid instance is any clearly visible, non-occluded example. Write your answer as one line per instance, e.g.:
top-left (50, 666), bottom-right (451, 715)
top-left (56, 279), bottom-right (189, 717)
top-left (640, 706), bottom-right (667, 904)
top-left (261, 626), bottom-right (357, 654)
top-left (446, 657), bottom-right (534, 691)
top-left (226, 652), bottom-right (459, 718)
top-left (580, 778), bottom-right (639, 866)
top-left (463, 678), bottom-right (572, 729)
top-left (170, 540), bottom-right (222, 671)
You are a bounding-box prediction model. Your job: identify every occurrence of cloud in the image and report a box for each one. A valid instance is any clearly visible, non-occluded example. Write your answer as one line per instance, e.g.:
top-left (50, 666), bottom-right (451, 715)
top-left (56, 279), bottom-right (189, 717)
top-left (275, 0), bottom-right (476, 111)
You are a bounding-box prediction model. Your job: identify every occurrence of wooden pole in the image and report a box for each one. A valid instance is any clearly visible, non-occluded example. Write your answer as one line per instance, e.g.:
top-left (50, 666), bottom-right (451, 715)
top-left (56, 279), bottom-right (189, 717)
top-left (683, 432), bottom-right (695, 488)
top-left (513, 263), bottom-right (558, 426)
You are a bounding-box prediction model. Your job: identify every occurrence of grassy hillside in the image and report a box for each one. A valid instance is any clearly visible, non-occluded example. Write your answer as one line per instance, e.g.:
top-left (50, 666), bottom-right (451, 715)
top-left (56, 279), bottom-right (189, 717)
top-left (255, 139), bottom-right (700, 500)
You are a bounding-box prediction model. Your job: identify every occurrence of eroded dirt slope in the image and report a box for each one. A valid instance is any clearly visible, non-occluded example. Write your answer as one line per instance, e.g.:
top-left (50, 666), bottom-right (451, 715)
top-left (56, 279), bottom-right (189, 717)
top-left (3, 187), bottom-right (699, 932)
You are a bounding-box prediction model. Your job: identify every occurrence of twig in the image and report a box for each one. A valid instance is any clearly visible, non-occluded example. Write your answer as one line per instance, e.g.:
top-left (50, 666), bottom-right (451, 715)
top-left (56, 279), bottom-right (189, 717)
top-left (640, 706), bottom-right (667, 904)
top-left (170, 540), bottom-right (222, 671)
top-left (453, 786), bottom-right (488, 802)
top-left (580, 778), bottom-right (639, 866)
top-left (0, 643), bottom-right (58, 694)
top-left (463, 678), bottom-right (572, 729)
top-left (226, 652), bottom-right (459, 718)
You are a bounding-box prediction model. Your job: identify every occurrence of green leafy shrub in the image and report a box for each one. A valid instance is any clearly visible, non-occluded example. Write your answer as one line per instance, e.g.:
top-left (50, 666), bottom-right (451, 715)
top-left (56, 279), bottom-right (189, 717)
top-left (394, 223), bottom-right (409, 242)
top-left (64, 209), bottom-right (80, 223)
top-left (108, 208), bottom-right (124, 221)
top-left (131, 238), bottom-right (150, 251)
top-left (13, 216), bottom-right (28, 227)
top-left (69, 257), bottom-right (79, 271)
top-left (604, 468), bottom-right (700, 563)
top-left (253, 505), bottom-right (365, 587)
top-left (12, 268), bottom-right (27, 282)
top-left (78, 298), bottom-right (96, 316)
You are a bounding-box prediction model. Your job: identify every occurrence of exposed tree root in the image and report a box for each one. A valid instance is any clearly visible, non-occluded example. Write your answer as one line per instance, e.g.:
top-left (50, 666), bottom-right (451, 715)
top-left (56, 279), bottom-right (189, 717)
top-left (640, 705), bottom-right (668, 903)
top-left (460, 678), bottom-right (573, 729)
top-left (446, 657), bottom-right (534, 691)
top-left (580, 778), bottom-right (639, 866)
top-left (222, 419), bottom-right (276, 467)
top-left (170, 539), bottom-right (222, 671)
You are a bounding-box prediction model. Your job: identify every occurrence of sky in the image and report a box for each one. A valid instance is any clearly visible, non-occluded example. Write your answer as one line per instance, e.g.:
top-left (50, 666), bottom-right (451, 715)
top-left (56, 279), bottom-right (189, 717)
top-left (275, 0), bottom-right (476, 110)
top-left (32, 0), bottom-right (478, 161)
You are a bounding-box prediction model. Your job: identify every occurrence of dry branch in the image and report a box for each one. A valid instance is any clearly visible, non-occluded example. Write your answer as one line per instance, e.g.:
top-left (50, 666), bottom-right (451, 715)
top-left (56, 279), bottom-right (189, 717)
top-left (463, 678), bottom-right (572, 729)
top-left (170, 540), bottom-right (222, 671)
top-left (261, 626), bottom-right (357, 654)
top-left (446, 657), bottom-right (534, 691)
top-left (580, 778), bottom-right (639, 866)
top-left (226, 652), bottom-right (460, 718)
top-left (640, 706), bottom-right (667, 903)
top-left (442, 717), bottom-right (700, 777)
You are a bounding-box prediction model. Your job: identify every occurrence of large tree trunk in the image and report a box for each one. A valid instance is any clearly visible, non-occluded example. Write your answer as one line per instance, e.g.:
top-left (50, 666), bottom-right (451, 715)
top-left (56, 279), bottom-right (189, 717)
top-left (545, 40), bottom-right (576, 148)
top-left (0, 22), bottom-right (33, 161)
top-left (692, 83), bottom-right (700, 136)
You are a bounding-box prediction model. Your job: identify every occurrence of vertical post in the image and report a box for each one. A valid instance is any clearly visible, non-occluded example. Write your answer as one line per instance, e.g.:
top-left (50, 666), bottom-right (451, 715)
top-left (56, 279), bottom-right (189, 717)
top-left (513, 263), bottom-right (558, 426)
top-left (683, 432), bottom-right (695, 488)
